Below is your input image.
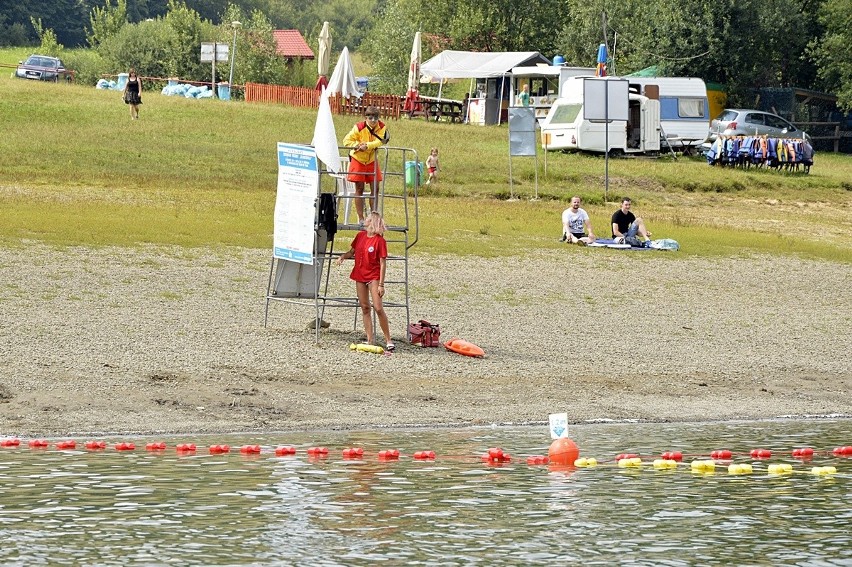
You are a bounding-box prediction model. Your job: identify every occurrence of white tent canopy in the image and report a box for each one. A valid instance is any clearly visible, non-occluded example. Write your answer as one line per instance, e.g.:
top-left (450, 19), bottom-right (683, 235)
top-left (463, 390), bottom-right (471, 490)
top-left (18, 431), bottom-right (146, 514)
top-left (420, 50), bottom-right (551, 82)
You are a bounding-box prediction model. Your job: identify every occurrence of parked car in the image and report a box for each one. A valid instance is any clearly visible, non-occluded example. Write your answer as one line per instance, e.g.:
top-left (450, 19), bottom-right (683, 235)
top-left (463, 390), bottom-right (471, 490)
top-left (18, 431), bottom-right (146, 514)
top-left (14, 55), bottom-right (72, 82)
top-left (706, 109), bottom-right (809, 142)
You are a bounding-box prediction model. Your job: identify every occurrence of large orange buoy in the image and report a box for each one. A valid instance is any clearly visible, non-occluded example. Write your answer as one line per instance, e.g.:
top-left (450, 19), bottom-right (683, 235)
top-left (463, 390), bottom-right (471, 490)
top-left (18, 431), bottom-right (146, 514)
top-left (548, 438), bottom-right (579, 465)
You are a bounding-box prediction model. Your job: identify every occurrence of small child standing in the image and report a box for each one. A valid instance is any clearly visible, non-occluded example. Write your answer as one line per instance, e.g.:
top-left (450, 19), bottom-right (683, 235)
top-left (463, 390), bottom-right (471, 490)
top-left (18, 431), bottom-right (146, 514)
top-left (425, 147), bottom-right (439, 185)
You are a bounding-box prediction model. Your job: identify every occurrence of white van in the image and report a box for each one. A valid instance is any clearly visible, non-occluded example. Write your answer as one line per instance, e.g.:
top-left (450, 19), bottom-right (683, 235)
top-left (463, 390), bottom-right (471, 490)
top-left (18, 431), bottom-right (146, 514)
top-left (539, 76), bottom-right (661, 154)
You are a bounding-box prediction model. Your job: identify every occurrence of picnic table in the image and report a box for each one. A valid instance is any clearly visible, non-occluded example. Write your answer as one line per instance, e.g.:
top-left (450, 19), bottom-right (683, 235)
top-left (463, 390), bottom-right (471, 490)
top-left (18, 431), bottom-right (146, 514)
top-left (406, 97), bottom-right (464, 123)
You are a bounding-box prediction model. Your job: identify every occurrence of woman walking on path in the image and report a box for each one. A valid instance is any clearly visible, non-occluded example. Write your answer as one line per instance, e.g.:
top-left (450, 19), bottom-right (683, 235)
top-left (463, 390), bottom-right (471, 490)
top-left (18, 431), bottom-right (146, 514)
top-left (123, 68), bottom-right (143, 120)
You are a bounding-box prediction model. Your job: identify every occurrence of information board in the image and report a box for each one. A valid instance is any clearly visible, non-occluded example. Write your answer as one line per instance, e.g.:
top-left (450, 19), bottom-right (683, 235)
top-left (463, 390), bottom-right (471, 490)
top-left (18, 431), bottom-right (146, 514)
top-left (583, 78), bottom-right (629, 122)
top-left (508, 107), bottom-right (537, 156)
top-left (273, 143), bottom-right (318, 264)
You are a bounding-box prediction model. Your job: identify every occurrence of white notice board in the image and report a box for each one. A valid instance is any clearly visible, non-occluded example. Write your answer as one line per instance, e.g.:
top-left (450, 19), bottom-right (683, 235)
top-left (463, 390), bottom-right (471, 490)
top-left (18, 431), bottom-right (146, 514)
top-left (583, 78), bottom-right (629, 122)
top-left (273, 143), bottom-right (318, 264)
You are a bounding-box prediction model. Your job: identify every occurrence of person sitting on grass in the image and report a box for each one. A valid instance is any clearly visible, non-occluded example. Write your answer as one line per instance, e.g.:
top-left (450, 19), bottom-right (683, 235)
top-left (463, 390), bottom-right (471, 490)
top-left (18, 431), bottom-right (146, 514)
top-left (611, 197), bottom-right (652, 245)
top-left (561, 196), bottom-right (596, 245)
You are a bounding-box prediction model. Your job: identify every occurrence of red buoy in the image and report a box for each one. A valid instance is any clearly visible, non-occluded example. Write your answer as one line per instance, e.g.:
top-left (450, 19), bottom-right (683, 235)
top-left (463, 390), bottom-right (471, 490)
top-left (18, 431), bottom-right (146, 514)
top-left (85, 441), bottom-right (106, 450)
top-left (28, 439), bottom-right (49, 449)
top-left (750, 448), bottom-right (772, 459)
top-left (115, 442), bottom-right (136, 451)
top-left (209, 444), bottom-right (230, 454)
top-left (792, 447), bottom-right (814, 459)
top-left (176, 443), bottom-right (197, 452)
top-left (239, 445), bottom-right (261, 454)
top-left (660, 451), bottom-right (683, 461)
top-left (0, 438), bottom-right (21, 448)
top-left (377, 449), bottom-right (400, 460)
top-left (342, 447), bottom-right (364, 458)
top-left (413, 451), bottom-right (436, 460)
top-left (307, 447), bottom-right (329, 456)
top-left (56, 440), bottom-right (77, 450)
top-left (527, 455), bottom-right (550, 465)
top-left (615, 453), bottom-right (639, 461)
top-left (146, 442), bottom-right (167, 451)
top-left (275, 446), bottom-right (296, 456)
top-left (710, 449), bottom-right (733, 460)
top-left (549, 438), bottom-right (580, 465)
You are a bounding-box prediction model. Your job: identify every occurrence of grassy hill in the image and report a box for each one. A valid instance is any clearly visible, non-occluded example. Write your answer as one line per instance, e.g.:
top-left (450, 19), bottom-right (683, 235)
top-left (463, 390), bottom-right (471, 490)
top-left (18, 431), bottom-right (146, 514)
top-left (1, 59), bottom-right (850, 261)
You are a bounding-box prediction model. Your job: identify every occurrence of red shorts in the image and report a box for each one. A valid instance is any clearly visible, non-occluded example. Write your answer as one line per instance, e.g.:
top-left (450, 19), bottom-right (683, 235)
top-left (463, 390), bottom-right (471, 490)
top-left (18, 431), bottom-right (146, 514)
top-left (347, 158), bottom-right (383, 183)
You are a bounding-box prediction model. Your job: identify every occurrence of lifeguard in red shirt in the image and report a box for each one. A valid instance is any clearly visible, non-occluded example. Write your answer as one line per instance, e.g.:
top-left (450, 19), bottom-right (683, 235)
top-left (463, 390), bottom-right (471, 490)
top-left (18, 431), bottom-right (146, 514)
top-left (335, 211), bottom-right (394, 351)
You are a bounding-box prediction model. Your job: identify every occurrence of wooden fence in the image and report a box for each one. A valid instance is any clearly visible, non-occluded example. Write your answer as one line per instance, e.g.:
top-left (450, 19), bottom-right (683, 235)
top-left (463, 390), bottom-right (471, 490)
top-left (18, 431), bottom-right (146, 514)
top-left (244, 83), bottom-right (402, 120)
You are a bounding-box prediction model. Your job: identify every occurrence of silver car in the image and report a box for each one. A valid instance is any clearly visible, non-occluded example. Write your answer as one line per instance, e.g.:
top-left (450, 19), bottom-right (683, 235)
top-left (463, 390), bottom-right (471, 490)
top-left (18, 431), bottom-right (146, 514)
top-left (14, 55), bottom-right (72, 82)
top-left (706, 109), bottom-right (809, 142)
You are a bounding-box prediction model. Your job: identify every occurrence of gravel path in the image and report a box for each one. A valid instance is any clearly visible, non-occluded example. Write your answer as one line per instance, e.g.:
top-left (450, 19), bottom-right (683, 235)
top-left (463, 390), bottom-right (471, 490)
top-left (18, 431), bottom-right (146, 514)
top-left (0, 243), bottom-right (849, 436)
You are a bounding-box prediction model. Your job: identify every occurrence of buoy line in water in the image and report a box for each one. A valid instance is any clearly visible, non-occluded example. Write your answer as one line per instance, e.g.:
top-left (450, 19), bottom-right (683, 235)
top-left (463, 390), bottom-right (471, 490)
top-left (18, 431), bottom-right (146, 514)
top-left (0, 437), bottom-right (850, 476)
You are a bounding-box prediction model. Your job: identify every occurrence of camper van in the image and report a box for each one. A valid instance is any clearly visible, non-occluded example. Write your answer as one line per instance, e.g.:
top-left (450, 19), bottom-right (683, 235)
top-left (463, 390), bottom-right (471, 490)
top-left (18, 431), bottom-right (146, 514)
top-left (623, 77), bottom-right (709, 149)
top-left (539, 76), bottom-right (661, 154)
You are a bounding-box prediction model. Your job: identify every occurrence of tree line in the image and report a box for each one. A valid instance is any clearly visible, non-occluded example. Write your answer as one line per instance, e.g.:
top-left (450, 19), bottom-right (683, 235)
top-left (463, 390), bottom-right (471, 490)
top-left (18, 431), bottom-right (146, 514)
top-left (2, 0), bottom-right (850, 111)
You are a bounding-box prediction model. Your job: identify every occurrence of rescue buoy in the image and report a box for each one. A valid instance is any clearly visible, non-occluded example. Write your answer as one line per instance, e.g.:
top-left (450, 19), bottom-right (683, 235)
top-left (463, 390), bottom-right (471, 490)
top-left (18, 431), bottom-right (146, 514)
top-left (443, 338), bottom-right (484, 358)
top-left (350, 343), bottom-right (384, 354)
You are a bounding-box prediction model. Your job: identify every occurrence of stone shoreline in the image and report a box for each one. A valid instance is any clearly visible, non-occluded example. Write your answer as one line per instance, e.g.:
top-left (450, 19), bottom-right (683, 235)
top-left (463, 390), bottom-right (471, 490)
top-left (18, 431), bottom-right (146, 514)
top-left (0, 244), bottom-right (849, 436)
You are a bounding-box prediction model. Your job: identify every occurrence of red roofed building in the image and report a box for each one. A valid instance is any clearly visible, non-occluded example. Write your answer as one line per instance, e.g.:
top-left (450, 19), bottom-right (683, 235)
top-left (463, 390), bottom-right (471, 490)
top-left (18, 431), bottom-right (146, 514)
top-left (272, 30), bottom-right (314, 61)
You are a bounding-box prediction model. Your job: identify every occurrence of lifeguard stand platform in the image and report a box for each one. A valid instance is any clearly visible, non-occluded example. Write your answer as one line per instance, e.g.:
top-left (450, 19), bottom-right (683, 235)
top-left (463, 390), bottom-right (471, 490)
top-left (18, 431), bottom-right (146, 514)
top-left (264, 145), bottom-right (420, 342)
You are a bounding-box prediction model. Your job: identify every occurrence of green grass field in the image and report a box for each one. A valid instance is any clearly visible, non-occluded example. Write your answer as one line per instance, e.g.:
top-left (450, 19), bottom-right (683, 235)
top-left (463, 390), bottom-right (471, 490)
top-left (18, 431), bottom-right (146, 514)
top-left (2, 48), bottom-right (851, 262)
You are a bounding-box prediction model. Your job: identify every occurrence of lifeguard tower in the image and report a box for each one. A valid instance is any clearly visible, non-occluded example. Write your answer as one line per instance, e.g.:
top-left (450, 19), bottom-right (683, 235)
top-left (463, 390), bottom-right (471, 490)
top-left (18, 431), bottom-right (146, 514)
top-left (264, 144), bottom-right (420, 342)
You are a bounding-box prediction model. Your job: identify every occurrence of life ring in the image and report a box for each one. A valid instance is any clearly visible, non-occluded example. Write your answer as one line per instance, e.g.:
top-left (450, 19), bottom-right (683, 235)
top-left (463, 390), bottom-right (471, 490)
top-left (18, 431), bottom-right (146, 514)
top-left (443, 338), bottom-right (484, 358)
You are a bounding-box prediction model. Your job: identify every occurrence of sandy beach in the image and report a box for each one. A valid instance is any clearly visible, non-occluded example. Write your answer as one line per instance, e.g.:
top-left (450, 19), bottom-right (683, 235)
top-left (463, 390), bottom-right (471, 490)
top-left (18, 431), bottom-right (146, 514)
top-left (0, 243), bottom-right (849, 437)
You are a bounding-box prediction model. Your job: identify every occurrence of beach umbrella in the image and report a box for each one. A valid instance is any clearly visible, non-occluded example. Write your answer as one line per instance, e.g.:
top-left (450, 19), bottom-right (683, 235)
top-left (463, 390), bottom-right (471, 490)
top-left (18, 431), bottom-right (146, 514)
top-left (595, 43), bottom-right (608, 77)
top-left (311, 87), bottom-right (340, 174)
top-left (316, 21), bottom-right (331, 91)
top-left (403, 31), bottom-right (421, 111)
top-left (326, 46), bottom-right (361, 99)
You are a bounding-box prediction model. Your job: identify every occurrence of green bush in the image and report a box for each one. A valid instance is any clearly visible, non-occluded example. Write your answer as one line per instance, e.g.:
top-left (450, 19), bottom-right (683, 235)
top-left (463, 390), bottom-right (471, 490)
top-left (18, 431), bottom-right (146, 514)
top-left (63, 49), bottom-right (106, 86)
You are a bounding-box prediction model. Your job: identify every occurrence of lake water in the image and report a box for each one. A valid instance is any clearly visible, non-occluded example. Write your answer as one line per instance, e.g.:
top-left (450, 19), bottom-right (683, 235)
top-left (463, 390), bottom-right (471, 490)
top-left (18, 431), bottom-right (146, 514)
top-left (0, 419), bottom-right (849, 565)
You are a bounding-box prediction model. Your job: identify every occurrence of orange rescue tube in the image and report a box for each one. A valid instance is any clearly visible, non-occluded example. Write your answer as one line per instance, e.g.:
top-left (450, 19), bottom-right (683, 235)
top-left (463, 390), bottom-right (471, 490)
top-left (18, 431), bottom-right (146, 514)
top-left (443, 338), bottom-right (485, 358)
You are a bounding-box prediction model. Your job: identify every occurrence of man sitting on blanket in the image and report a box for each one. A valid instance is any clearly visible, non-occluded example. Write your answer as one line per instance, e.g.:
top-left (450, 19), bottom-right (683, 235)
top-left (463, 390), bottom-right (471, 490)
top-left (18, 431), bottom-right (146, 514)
top-left (561, 196), bottom-right (596, 245)
top-left (611, 197), bottom-right (652, 245)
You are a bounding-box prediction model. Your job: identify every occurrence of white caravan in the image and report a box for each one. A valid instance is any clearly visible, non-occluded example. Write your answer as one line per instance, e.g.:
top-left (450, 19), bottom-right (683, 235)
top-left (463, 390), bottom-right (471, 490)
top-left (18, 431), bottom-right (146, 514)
top-left (539, 76), bottom-right (661, 154)
top-left (623, 77), bottom-right (709, 149)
